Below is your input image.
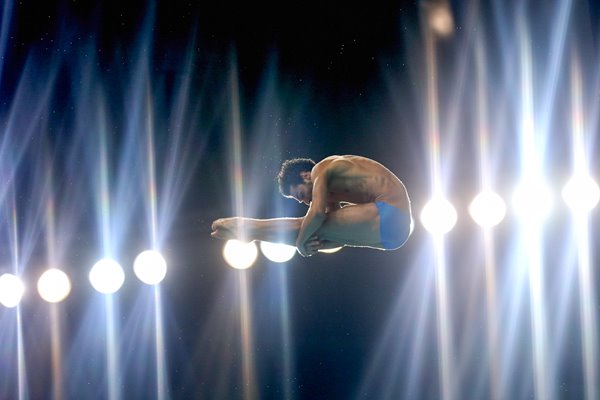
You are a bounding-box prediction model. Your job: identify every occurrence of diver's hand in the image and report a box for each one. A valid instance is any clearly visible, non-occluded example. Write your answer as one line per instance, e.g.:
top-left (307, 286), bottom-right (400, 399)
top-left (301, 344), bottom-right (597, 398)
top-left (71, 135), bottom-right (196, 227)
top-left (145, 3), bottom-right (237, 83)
top-left (297, 235), bottom-right (321, 257)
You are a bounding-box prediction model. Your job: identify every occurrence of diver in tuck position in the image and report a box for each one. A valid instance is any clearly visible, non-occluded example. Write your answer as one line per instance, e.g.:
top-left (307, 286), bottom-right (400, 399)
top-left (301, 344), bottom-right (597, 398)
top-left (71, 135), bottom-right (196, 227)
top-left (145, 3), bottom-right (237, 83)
top-left (211, 155), bottom-right (413, 257)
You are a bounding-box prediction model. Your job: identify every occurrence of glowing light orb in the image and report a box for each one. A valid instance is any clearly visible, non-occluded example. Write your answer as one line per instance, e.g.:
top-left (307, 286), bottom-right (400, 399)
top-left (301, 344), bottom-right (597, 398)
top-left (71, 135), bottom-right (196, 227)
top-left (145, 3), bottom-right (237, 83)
top-left (429, 4), bottom-right (454, 36)
top-left (223, 240), bottom-right (258, 270)
top-left (89, 258), bottom-right (125, 294)
top-left (562, 175), bottom-right (600, 212)
top-left (133, 250), bottom-right (167, 285)
top-left (259, 241), bottom-right (296, 263)
top-left (420, 197), bottom-right (457, 234)
top-left (0, 273), bottom-right (25, 308)
top-left (469, 191), bottom-right (507, 227)
top-left (318, 246), bottom-right (343, 254)
top-left (37, 269), bottom-right (71, 303)
top-left (512, 181), bottom-right (553, 221)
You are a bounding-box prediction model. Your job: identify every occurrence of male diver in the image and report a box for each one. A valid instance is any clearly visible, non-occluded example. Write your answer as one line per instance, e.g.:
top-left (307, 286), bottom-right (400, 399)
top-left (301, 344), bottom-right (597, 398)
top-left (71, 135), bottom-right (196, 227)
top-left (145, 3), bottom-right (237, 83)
top-left (211, 155), bottom-right (413, 257)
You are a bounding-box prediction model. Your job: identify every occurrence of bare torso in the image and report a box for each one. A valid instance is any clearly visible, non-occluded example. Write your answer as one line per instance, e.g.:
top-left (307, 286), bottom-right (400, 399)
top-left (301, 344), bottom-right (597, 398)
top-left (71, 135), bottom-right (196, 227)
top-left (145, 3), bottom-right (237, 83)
top-left (314, 155), bottom-right (411, 211)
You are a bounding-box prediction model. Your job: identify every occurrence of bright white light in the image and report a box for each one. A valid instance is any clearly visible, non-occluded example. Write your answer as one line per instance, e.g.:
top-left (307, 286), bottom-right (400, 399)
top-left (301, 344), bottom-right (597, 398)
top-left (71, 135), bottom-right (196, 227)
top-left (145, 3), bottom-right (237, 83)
top-left (259, 241), bottom-right (296, 263)
top-left (319, 246), bottom-right (343, 254)
top-left (37, 269), bottom-right (71, 303)
top-left (420, 197), bottom-right (458, 234)
top-left (89, 258), bottom-right (125, 294)
top-left (562, 175), bottom-right (600, 212)
top-left (133, 250), bottom-right (167, 285)
top-left (469, 191), bottom-right (507, 227)
top-left (0, 273), bottom-right (25, 308)
top-left (512, 181), bottom-right (553, 221)
top-left (223, 240), bottom-right (258, 270)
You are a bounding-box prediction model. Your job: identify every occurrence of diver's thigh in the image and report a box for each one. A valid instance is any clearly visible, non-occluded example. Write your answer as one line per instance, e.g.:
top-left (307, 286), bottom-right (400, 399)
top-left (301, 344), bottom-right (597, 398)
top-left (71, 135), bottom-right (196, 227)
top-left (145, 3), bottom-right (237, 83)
top-left (317, 203), bottom-right (382, 247)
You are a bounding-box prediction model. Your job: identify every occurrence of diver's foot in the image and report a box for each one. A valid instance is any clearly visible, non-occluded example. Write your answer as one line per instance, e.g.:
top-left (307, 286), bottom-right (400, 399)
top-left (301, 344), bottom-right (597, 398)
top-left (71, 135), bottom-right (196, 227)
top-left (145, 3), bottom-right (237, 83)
top-left (210, 217), bottom-right (243, 240)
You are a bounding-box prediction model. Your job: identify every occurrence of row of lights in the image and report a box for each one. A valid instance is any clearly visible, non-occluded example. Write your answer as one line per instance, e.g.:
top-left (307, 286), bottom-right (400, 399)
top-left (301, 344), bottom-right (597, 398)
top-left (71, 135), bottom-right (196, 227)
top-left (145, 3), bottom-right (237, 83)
top-left (422, 176), bottom-right (600, 234)
top-left (222, 176), bottom-right (600, 269)
top-left (0, 250), bottom-right (167, 308)
top-left (222, 240), bottom-right (341, 270)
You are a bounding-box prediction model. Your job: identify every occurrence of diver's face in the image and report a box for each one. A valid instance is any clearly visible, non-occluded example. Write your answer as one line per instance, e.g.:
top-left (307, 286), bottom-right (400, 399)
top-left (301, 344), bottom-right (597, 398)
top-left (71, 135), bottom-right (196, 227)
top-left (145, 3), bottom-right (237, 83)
top-left (288, 182), bottom-right (312, 205)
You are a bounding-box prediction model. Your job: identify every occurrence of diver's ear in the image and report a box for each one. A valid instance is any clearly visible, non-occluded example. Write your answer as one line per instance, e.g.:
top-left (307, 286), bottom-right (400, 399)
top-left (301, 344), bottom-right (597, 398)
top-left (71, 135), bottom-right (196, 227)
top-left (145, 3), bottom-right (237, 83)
top-left (300, 171), bottom-right (311, 182)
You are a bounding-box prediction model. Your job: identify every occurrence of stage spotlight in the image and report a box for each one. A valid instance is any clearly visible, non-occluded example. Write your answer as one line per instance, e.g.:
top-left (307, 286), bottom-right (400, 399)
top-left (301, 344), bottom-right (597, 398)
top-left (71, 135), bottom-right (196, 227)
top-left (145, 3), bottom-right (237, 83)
top-left (37, 269), bottom-right (71, 303)
top-left (223, 240), bottom-right (258, 270)
top-left (420, 197), bottom-right (458, 234)
top-left (0, 273), bottom-right (25, 308)
top-left (469, 191), bottom-right (507, 227)
top-left (89, 258), bottom-right (125, 294)
top-left (259, 241), bottom-right (296, 263)
top-left (562, 175), bottom-right (600, 212)
top-left (428, 3), bottom-right (454, 37)
top-left (512, 181), bottom-right (553, 221)
top-left (133, 250), bottom-right (167, 285)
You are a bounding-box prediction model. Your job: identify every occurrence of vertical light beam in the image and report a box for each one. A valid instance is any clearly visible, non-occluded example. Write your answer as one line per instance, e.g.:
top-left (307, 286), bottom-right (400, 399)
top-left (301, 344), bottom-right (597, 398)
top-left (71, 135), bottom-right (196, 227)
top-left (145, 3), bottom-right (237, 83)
top-left (144, 79), bottom-right (170, 400)
top-left (105, 295), bottom-right (120, 400)
top-left (229, 60), bottom-right (246, 231)
top-left (96, 106), bottom-right (121, 400)
top-left (11, 193), bottom-right (28, 400)
top-left (44, 154), bottom-right (65, 400)
top-left (423, 17), bottom-right (454, 400)
top-left (98, 109), bottom-right (112, 257)
top-left (145, 87), bottom-right (159, 248)
top-left (517, 16), bottom-right (551, 400)
top-left (229, 58), bottom-right (257, 399)
top-left (569, 51), bottom-right (598, 400)
top-left (474, 33), bottom-right (502, 400)
top-left (277, 268), bottom-right (294, 400)
top-left (154, 286), bottom-right (169, 400)
top-left (238, 271), bottom-right (258, 400)
top-left (50, 305), bottom-right (63, 400)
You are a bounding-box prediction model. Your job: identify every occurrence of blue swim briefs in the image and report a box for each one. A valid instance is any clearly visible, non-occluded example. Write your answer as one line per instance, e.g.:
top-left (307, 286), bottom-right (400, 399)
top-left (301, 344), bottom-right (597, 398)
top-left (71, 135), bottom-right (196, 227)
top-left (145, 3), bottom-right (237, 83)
top-left (375, 201), bottom-right (412, 250)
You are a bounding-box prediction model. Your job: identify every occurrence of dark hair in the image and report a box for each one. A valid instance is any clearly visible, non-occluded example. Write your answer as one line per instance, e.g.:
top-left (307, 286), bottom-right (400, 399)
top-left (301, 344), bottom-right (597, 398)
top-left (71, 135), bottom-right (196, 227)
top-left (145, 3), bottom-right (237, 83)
top-left (277, 158), bottom-right (316, 196)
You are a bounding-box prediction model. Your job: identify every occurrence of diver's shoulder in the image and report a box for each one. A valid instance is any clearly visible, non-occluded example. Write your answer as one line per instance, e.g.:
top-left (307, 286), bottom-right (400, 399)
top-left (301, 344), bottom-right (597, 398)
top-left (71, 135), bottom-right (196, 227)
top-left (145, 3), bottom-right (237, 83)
top-left (312, 156), bottom-right (354, 178)
top-left (321, 155), bottom-right (344, 162)
top-left (325, 155), bottom-right (358, 169)
top-left (321, 154), bottom-right (368, 163)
